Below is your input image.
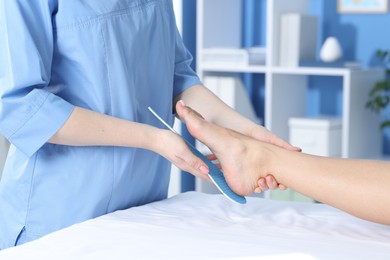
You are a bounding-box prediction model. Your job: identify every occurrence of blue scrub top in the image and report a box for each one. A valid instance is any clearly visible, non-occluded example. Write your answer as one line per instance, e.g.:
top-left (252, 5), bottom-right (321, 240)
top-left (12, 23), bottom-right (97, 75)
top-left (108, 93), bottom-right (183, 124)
top-left (0, 0), bottom-right (201, 248)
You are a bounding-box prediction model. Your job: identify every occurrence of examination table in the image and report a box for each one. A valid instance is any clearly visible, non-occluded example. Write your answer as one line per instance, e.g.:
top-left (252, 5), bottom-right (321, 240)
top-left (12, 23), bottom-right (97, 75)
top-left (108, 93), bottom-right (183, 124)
top-left (1, 191), bottom-right (389, 259)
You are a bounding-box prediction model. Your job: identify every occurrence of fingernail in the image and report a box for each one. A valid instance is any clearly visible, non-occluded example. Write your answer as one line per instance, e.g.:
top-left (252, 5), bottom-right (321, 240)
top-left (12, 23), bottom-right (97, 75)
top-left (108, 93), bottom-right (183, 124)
top-left (178, 100), bottom-right (185, 107)
top-left (259, 179), bottom-right (266, 188)
top-left (199, 165), bottom-right (209, 174)
top-left (254, 187), bottom-right (262, 193)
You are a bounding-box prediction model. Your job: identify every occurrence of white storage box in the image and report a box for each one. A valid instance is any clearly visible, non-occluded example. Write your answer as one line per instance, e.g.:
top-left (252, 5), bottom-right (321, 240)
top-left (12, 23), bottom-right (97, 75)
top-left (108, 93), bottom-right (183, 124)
top-left (289, 117), bottom-right (342, 157)
top-left (201, 47), bottom-right (266, 66)
top-left (248, 46), bottom-right (266, 65)
top-left (201, 48), bottom-right (249, 66)
top-left (279, 13), bottom-right (318, 67)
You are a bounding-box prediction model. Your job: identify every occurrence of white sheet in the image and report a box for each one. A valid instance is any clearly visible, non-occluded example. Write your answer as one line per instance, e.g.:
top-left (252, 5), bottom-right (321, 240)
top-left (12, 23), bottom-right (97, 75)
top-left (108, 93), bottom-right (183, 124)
top-left (1, 192), bottom-right (390, 259)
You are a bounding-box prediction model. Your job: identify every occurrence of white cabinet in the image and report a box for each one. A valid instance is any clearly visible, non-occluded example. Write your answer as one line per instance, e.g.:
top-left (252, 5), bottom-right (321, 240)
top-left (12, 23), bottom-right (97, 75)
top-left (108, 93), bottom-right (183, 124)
top-left (266, 67), bottom-right (383, 159)
top-left (195, 0), bottom-right (384, 198)
top-left (0, 135), bottom-right (9, 181)
top-left (289, 117), bottom-right (342, 157)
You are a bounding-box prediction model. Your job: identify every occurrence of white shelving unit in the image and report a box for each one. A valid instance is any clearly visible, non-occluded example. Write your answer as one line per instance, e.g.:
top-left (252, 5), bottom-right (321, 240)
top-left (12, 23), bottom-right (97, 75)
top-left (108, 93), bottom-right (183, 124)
top-left (196, 0), bottom-right (384, 196)
top-left (0, 135), bottom-right (9, 181)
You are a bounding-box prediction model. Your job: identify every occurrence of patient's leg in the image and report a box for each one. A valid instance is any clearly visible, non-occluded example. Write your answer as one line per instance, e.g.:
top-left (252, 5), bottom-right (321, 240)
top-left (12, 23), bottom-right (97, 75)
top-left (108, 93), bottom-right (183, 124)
top-left (176, 101), bottom-right (274, 196)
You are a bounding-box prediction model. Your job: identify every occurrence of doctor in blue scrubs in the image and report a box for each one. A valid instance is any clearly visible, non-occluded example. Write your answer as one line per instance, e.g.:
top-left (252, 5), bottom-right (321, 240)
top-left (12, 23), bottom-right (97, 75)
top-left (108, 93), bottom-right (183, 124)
top-left (0, 0), bottom-right (296, 248)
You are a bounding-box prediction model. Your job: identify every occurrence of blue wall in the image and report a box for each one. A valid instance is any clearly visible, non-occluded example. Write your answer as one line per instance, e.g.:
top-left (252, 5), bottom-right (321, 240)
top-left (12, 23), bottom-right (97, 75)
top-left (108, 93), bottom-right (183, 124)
top-left (309, 0), bottom-right (390, 155)
top-left (181, 0), bottom-right (197, 192)
top-left (239, 0), bottom-right (390, 155)
top-left (181, 0), bottom-right (390, 191)
top-left (242, 0), bottom-right (267, 121)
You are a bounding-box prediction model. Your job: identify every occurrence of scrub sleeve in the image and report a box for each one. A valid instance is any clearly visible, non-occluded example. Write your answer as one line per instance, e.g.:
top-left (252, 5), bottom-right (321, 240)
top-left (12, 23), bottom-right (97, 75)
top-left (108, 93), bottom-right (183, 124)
top-left (0, 0), bottom-right (74, 157)
top-left (0, 0), bottom-right (73, 248)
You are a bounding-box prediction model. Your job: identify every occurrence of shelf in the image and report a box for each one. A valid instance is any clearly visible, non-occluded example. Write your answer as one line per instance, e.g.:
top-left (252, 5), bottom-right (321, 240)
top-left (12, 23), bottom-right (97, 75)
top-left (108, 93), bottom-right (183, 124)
top-left (271, 66), bottom-right (351, 76)
top-left (200, 64), bottom-right (355, 76)
top-left (200, 63), bottom-right (267, 74)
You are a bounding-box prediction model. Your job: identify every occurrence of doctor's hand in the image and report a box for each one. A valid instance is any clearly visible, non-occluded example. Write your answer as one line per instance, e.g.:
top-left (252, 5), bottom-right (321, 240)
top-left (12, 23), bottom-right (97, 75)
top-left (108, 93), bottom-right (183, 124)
top-left (243, 120), bottom-right (300, 192)
top-left (176, 101), bottom-right (282, 196)
top-left (154, 129), bottom-right (211, 181)
top-left (205, 152), bottom-right (282, 193)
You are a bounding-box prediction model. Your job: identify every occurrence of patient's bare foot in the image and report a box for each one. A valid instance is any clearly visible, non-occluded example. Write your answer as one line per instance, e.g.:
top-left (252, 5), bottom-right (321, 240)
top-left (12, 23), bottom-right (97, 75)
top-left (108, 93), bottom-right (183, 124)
top-left (176, 101), bottom-right (274, 196)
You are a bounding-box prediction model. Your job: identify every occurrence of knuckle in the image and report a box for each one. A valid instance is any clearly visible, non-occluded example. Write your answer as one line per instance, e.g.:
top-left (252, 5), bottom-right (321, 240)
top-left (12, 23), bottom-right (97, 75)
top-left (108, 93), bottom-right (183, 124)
top-left (188, 157), bottom-right (201, 170)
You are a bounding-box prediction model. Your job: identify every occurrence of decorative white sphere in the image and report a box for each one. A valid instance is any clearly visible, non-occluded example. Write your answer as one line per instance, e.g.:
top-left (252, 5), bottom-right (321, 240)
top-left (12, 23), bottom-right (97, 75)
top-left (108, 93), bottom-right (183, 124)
top-left (320, 37), bottom-right (343, 63)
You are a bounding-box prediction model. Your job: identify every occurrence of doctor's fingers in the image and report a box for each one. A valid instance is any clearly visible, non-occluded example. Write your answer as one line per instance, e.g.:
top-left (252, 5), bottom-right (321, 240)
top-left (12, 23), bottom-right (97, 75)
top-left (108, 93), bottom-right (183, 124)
top-left (257, 175), bottom-right (287, 190)
top-left (206, 154), bottom-right (222, 169)
top-left (249, 125), bottom-right (301, 152)
top-left (257, 178), bottom-right (269, 191)
top-left (264, 131), bottom-right (301, 152)
top-left (206, 153), bottom-right (217, 161)
top-left (266, 175), bottom-right (288, 190)
top-left (173, 154), bottom-right (211, 181)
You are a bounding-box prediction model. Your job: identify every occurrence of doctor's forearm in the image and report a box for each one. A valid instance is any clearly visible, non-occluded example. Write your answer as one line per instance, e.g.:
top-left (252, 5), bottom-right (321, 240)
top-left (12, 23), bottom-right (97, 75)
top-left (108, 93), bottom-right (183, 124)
top-left (48, 106), bottom-right (160, 150)
top-left (176, 85), bottom-right (298, 153)
top-left (49, 106), bottom-right (211, 178)
top-left (176, 85), bottom-right (257, 133)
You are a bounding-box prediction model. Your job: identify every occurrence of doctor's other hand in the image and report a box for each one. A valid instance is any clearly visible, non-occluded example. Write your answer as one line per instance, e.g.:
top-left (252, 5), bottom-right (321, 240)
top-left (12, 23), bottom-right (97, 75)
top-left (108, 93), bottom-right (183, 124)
top-left (153, 129), bottom-right (211, 181)
top-left (243, 116), bottom-right (300, 154)
top-left (205, 153), bottom-right (282, 193)
top-left (176, 101), bottom-right (280, 196)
